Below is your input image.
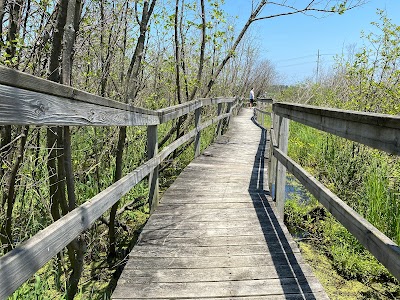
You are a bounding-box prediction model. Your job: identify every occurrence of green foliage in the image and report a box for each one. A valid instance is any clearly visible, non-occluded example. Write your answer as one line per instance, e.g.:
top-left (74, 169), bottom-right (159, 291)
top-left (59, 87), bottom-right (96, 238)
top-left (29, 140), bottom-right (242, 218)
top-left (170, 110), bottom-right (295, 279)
top-left (284, 118), bottom-right (400, 295)
top-left (344, 10), bottom-right (400, 113)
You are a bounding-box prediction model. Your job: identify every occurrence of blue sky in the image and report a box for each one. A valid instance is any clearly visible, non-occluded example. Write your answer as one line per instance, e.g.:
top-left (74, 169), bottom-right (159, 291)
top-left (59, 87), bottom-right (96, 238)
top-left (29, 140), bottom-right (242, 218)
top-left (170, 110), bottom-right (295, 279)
top-left (222, 1), bottom-right (400, 85)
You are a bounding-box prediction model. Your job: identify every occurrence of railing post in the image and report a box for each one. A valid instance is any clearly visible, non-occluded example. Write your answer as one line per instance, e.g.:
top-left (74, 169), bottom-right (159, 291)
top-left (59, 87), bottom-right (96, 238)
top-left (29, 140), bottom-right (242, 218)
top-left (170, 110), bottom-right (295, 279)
top-left (194, 106), bottom-right (202, 157)
top-left (275, 115), bottom-right (289, 220)
top-left (216, 102), bottom-right (223, 137)
top-left (147, 125), bottom-right (158, 213)
top-left (223, 101), bottom-right (233, 133)
top-left (268, 121), bottom-right (275, 195)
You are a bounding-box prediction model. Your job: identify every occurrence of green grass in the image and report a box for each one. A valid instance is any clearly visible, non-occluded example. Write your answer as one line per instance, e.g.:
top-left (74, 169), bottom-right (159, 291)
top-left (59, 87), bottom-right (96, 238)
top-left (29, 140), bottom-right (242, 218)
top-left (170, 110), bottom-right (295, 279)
top-left (284, 120), bottom-right (400, 296)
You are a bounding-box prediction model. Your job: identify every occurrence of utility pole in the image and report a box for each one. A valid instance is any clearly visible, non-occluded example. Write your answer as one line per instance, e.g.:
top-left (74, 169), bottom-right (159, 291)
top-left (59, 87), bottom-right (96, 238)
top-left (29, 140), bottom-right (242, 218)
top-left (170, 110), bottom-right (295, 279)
top-left (316, 49), bottom-right (320, 83)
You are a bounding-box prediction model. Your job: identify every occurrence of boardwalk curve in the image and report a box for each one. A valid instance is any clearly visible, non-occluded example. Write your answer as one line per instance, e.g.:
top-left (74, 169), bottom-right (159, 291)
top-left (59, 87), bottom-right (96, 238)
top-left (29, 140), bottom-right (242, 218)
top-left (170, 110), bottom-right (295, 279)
top-left (112, 108), bottom-right (328, 299)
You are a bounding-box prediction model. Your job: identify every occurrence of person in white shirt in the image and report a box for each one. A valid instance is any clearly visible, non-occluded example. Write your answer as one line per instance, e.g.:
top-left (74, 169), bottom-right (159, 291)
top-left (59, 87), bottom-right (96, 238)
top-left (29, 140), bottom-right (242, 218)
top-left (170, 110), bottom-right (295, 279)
top-left (249, 88), bottom-right (255, 107)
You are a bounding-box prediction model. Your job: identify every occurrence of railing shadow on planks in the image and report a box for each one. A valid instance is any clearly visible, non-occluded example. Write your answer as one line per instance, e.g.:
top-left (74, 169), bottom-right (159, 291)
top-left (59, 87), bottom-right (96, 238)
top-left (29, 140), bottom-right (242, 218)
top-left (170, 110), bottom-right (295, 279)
top-left (0, 66), bottom-right (242, 299)
top-left (253, 99), bottom-right (400, 283)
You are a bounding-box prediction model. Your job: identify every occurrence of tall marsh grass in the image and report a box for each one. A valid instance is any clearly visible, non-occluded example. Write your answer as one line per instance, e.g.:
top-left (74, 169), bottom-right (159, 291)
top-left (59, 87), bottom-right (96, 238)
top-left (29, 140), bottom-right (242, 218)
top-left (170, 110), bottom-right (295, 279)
top-left (286, 121), bottom-right (400, 282)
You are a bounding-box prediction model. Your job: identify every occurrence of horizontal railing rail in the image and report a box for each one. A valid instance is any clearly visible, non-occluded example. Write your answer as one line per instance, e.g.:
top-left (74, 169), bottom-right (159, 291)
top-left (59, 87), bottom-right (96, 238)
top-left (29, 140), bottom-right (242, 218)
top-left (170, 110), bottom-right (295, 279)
top-left (0, 67), bottom-right (241, 298)
top-left (274, 102), bottom-right (400, 155)
top-left (253, 101), bottom-right (400, 282)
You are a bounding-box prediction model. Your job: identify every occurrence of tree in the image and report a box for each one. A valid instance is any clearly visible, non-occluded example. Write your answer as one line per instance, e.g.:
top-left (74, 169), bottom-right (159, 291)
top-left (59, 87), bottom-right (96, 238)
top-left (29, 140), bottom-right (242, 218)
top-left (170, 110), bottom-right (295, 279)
top-left (109, 0), bottom-right (157, 259)
top-left (202, 0), bottom-right (366, 97)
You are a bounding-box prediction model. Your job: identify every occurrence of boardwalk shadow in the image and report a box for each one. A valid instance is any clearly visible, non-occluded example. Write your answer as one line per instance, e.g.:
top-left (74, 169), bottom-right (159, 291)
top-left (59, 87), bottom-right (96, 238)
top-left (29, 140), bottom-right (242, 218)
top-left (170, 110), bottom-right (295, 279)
top-left (249, 117), bottom-right (318, 299)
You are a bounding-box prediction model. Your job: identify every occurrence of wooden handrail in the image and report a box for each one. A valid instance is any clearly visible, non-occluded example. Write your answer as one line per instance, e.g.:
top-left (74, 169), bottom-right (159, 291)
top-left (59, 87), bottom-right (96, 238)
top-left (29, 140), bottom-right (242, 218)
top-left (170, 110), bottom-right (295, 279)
top-left (0, 68), bottom-right (240, 298)
top-left (0, 66), bottom-right (237, 127)
top-left (274, 102), bottom-right (400, 155)
top-left (0, 66), bottom-right (157, 116)
top-left (254, 101), bottom-right (400, 282)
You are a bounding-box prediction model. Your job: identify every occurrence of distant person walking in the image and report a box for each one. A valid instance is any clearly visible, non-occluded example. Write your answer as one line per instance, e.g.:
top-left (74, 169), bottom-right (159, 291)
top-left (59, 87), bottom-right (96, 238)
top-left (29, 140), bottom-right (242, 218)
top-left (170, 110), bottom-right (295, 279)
top-left (249, 88), bottom-right (255, 107)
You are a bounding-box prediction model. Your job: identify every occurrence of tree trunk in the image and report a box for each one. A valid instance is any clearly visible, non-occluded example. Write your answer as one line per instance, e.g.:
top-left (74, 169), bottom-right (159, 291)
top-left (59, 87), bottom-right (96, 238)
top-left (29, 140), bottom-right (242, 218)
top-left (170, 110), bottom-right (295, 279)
top-left (61, 1), bottom-right (85, 298)
top-left (0, 0), bottom-right (25, 252)
top-left (108, 126), bottom-right (126, 258)
top-left (202, 1), bottom-right (267, 97)
top-left (126, 0), bottom-right (156, 100)
top-left (173, 0), bottom-right (183, 158)
top-left (46, 0), bottom-right (73, 297)
top-left (0, 126), bottom-right (29, 252)
top-left (189, 0), bottom-right (206, 101)
top-left (0, 126), bottom-right (11, 183)
top-left (109, 0), bottom-right (156, 259)
top-left (6, 0), bottom-right (23, 66)
top-left (0, 0), bottom-right (6, 47)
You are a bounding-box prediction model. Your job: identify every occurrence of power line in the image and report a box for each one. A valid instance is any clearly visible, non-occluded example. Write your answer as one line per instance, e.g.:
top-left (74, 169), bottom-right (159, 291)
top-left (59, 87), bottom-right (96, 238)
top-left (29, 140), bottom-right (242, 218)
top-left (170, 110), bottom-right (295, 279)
top-left (278, 61), bottom-right (316, 68)
top-left (273, 53), bottom-right (337, 64)
top-left (274, 54), bottom-right (315, 63)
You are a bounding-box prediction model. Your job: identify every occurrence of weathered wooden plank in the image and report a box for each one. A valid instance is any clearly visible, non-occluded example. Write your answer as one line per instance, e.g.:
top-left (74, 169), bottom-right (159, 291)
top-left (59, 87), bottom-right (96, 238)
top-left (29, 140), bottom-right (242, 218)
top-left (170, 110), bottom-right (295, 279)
top-left (139, 228), bottom-right (262, 239)
top-left (160, 190), bottom-right (264, 200)
top-left (273, 146), bottom-right (400, 281)
top-left (125, 252), bottom-right (308, 270)
top-left (112, 278), bottom-right (325, 299)
top-left (0, 84), bottom-right (159, 126)
top-left (144, 220), bottom-right (274, 231)
top-left (0, 156), bottom-right (159, 299)
top-left (117, 265), bottom-right (314, 283)
top-left (151, 207), bottom-right (268, 216)
top-left (158, 100), bottom-right (203, 123)
top-left (0, 67), bottom-right (238, 127)
top-left (144, 212), bottom-right (273, 225)
top-left (156, 202), bottom-right (266, 210)
top-left (274, 102), bottom-right (400, 155)
top-left (136, 235), bottom-right (295, 247)
top-left (129, 243), bottom-right (300, 257)
top-left (113, 293), bottom-right (329, 300)
top-left (0, 66), bottom-right (157, 116)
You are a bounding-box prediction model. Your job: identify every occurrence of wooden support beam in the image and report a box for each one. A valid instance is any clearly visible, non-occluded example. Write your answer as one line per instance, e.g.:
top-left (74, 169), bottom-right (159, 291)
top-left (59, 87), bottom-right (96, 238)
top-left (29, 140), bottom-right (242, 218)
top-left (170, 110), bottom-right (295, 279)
top-left (275, 116), bottom-right (289, 219)
top-left (225, 102), bottom-right (233, 130)
top-left (147, 125), bottom-right (159, 213)
top-left (268, 128), bottom-right (277, 198)
top-left (215, 103), bottom-right (223, 137)
top-left (194, 107), bottom-right (202, 158)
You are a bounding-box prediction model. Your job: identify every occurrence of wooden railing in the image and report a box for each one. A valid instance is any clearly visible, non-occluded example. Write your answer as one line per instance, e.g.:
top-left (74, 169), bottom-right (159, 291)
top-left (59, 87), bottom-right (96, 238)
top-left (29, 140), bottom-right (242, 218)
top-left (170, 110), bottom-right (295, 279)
top-left (253, 101), bottom-right (400, 282)
top-left (0, 66), bottom-right (241, 298)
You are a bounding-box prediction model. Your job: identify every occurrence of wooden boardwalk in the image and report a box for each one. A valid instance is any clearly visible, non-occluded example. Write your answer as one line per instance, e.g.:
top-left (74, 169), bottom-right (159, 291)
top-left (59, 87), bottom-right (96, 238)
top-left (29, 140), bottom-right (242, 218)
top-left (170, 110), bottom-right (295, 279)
top-left (112, 108), bottom-right (329, 300)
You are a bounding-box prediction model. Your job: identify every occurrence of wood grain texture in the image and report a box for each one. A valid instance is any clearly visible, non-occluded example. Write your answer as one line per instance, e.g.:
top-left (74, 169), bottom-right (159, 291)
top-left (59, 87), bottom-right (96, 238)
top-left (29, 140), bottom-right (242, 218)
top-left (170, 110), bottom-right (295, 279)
top-left (274, 102), bottom-right (400, 155)
top-left (273, 146), bottom-right (400, 281)
top-left (0, 66), bottom-right (157, 116)
top-left (0, 66), bottom-right (237, 127)
top-left (113, 108), bottom-right (327, 299)
top-left (0, 84), bottom-right (159, 126)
